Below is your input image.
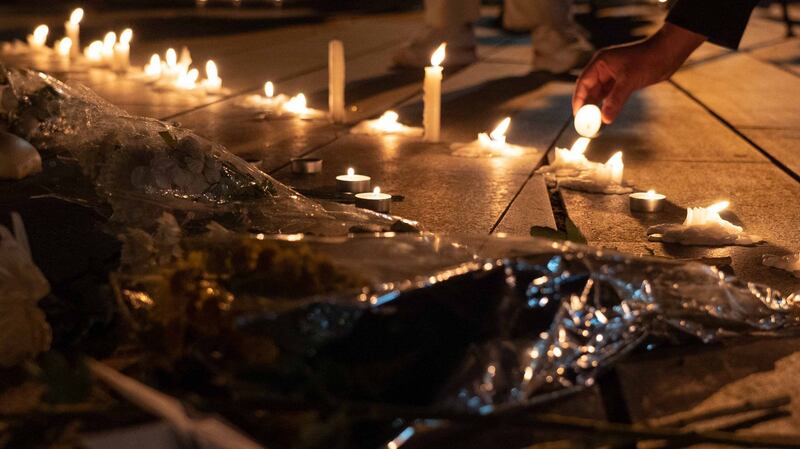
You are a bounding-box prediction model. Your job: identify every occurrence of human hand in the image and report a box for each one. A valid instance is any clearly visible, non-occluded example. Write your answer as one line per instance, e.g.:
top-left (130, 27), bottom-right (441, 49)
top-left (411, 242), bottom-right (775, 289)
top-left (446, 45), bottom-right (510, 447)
top-left (572, 23), bottom-right (707, 124)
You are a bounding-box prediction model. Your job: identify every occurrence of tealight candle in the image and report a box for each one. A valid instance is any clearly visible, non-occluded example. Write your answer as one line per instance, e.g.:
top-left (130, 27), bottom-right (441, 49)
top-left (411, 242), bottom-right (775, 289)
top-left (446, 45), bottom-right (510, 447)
top-left (175, 68), bottom-right (199, 90)
top-left (629, 189), bottom-right (666, 213)
top-left (143, 53), bottom-right (162, 79)
top-left (56, 37), bottom-right (72, 69)
top-left (328, 39), bottom-right (346, 123)
top-left (65, 8), bottom-right (83, 58)
top-left (423, 43), bottom-right (445, 142)
top-left (113, 28), bottom-right (132, 72)
top-left (355, 187), bottom-right (391, 213)
top-left (336, 167), bottom-right (371, 193)
top-left (574, 104), bottom-right (602, 138)
top-left (83, 40), bottom-right (103, 65)
top-left (27, 25), bottom-right (49, 51)
top-left (594, 151), bottom-right (624, 185)
top-left (202, 60), bottom-right (222, 93)
top-left (102, 31), bottom-right (116, 66)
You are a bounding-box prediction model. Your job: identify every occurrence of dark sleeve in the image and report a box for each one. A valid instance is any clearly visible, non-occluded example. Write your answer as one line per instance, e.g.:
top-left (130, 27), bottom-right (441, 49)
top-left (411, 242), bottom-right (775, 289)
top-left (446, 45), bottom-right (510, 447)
top-left (666, 0), bottom-right (761, 49)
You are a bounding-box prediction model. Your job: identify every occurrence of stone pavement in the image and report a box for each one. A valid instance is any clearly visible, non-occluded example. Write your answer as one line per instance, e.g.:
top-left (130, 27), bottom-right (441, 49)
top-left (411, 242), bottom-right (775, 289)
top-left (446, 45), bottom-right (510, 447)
top-left (1, 1), bottom-right (800, 439)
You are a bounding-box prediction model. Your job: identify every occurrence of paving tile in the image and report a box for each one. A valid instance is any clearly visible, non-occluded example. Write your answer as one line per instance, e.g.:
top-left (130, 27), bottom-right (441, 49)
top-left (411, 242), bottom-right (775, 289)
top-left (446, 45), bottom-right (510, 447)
top-left (750, 37), bottom-right (800, 75)
top-left (739, 126), bottom-right (800, 177)
top-left (674, 53), bottom-right (800, 129)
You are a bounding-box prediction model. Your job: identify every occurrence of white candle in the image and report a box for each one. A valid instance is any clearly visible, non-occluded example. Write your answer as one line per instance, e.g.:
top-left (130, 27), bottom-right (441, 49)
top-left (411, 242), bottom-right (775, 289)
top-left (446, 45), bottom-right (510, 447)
top-left (56, 37), bottom-right (72, 69)
top-left (144, 53), bottom-right (162, 79)
top-left (27, 25), bottom-right (49, 51)
top-left (423, 43), bottom-right (445, 143)
top-left (350, 110), bottom-right (423, 136)
top-left (328, 39), bottom-right (346, 123)
top-left (202, 60), bottom-right (222, 93)
top-left (178, 46), bottom-right (192, 72)
top-left (595, 151), bottom-right (624, 184)
top-left (83, 40), bottom-right (103, 65)
top-left (175, 68), bottom-right (199, 90)
top-left (102, 31), bottom-right (116, 66)
top-left (64, 8), bottom-right (83, 58)
top-left (355, 186), bottom-right (392, 213)
top-left (113, 28), bottom-right (132, 72)
top-left (574, 104), bottom-right (602, 138)
top-left (336, 167), bottom-right (371, 193)
top-left (163, 48), bottom-right (178, 81)
top-left (265, 81), bottom-right (274, 98)
top-left (684, 201), bottom-right (741, 231)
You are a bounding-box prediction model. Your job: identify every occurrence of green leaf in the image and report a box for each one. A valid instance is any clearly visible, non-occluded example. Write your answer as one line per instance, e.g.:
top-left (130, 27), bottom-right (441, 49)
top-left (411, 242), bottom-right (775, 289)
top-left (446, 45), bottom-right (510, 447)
top-left (531, 217), bottom-right (587, 244)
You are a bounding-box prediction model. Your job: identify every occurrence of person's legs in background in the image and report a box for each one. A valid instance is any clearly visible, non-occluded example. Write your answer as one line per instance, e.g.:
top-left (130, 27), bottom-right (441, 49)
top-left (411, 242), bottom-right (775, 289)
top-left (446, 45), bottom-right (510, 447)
top-left (504, 0), bottom-right (594, 73)
top-left (393, 0), bottom-right (480, 68)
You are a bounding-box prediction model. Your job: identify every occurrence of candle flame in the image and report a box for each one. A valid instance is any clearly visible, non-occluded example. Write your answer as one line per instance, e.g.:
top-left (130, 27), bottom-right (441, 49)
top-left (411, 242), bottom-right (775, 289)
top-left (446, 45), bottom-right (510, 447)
top-left (430, 43), bottom-right (446, 67)
top-left (205, 60), bottom-right (218, 80)
top-left (264, 81), bottom-right (274, 98)
top-left (32, 25), bottom-right (49, 44)
top-left (708, 201), bottom-right (729, 214)
top-left (69, 8), bottom-right (84, 25)
top-left (84, 40), bottom-right (103, 60)
top-left (175, 68), bottom-right (199, 89)
top-left (380, 110), bottom-right (399, 123)
top-left (57, 37), bottom-right (72, 56)
top-left (570, 137), bottom-right (590, 155)
top-left (347, 167), bottom-right (355, 176)
top-left (178, 46), bottom-right (192, 68)
top-left (645, 189), bottom-right (658, 199)
top-left (165, 48), bottom-right (177, 68)
top-left (373, 187), bottom-right (381, 195)
top-left (103, 31), bottom-right (116, 50)
top-left (490, 117), bottom-right (511, 142)
top-left (120, 28), bottom-right (133, 45)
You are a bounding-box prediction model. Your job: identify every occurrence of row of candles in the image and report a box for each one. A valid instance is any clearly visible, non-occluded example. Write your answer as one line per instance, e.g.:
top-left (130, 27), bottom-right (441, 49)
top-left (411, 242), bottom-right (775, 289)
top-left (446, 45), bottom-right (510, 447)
top-left (12, 16), bottom-right (742, 229)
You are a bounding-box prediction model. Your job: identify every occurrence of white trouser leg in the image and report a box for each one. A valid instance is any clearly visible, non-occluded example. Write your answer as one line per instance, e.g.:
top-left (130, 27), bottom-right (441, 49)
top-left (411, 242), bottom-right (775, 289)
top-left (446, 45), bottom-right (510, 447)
top-left (424, 0), bottom-right (481, 28)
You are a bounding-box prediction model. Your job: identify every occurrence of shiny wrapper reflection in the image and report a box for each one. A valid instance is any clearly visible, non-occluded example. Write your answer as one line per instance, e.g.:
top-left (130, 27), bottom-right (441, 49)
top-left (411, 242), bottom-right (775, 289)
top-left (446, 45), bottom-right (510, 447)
top-left (114, 233), bottom-right (799, 448)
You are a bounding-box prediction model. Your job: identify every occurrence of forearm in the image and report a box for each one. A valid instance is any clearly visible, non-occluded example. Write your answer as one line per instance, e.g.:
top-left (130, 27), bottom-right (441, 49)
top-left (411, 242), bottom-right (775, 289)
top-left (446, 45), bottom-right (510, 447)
top-left (644, 22), bottom-right (707, 81)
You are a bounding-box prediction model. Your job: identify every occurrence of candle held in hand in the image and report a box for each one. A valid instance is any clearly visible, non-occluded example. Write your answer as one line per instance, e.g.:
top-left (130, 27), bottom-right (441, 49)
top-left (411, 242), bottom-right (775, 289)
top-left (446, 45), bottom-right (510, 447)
top-left (574, 104), bottom-right (602, 138)
top-left (328, 40), bottom-right (346, 123)
top-left (336, 167), bottom-right (371, 193)
top-left (423, 43), bottom-right (445, 142)
top-left (65, 8), bottom-right (83, 58)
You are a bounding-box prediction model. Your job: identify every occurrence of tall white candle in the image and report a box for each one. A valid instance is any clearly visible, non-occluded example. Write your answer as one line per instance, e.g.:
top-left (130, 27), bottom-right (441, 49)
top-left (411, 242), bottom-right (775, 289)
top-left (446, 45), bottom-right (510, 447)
top-left (64, 8), bottom-right (83, 58)
top-left (113, 28), bottom-right (132, 72)
top-left (423, 43), bottom-right (445, 143)
top-left (328, 39), bottom-right (346, 123)
top-left (56, 37), bottom-right (72, 69)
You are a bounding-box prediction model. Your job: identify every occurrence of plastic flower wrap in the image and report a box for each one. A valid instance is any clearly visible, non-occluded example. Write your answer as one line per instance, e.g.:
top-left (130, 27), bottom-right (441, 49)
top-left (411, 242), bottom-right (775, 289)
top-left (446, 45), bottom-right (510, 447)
top-left (0, 64), bottom-right (413, 235)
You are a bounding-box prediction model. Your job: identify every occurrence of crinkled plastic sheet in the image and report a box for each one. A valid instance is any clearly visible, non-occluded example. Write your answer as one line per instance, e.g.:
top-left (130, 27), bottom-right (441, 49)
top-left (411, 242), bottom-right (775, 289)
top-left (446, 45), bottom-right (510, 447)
top-left (0, 65), bottom-right (412, 235)
top-left (115, 233), bottom-right (800, 423)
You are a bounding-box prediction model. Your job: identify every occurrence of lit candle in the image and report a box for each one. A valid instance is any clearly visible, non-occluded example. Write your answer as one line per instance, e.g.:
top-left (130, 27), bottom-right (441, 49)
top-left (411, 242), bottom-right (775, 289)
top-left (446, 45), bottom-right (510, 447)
top-left (102, 31), bottom-right (116, 66)
top-left (574, 104), bottom-right (602, 138)
top-left (83, 40), bottom-right (103, 65)
top-left (423, 43), bottom-right (445, 142)
top-left (56, 37), bottom-right (72, 69)
top-left (684, 201), bottom-right (740, 230)
top-left (265, 81), bottom-right (274, 98)
top-left (202, 60), bottom-right (222, 93)
top-left (451, 117), bottom-right (527, 157)
top-left (64, 8), bottom-right (84, 58)
top-left (27, 25), bottom-right (49, 51)
top-left (543, 137), bottom-right (593, 172)
top-left (595, 151), bottom-right (624, 185)
top-left (350, 110), bottom-right (423, 136)
top-left (113, 28), bottom-right (132, 72)
top-left (328, 40), bottom-right (346, 123)
top-left (629, 189), bottom-right (666, 213)
top-left (648, 200), bottom-right (761, 245)
top-left (355, 187), bottom-right (392, 213)
top-left (143, 53), bottom-right (162, 79)
top-left (281, 93), bottom-right (324, 118)
top-left (163, 48), bottom-right (178, 80)
top-left (178, 46), bottom-right (192, 72)
top-left (336, 167), bottom-right (371, 193)
top-left (175, 68), bottom-right (199, 90)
